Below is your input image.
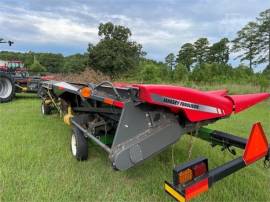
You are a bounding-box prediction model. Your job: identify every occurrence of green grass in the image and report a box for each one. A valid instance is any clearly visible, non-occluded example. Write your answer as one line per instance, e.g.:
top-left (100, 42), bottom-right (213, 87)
top-left (0, 93), bottom-right (269, 202)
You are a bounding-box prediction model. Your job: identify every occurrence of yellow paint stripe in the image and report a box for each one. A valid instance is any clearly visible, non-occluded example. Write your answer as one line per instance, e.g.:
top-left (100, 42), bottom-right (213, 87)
top-left (164, 183), bottom-right (186, 202)
top-left (44, 100), bottom-right (52, 104)
top-left (22, 87), bottom-right (28, 92)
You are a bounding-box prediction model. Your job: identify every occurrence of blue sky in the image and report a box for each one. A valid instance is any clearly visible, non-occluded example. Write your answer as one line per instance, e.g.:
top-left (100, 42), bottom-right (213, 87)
top-left (0, 0), bottom-right (269, 69)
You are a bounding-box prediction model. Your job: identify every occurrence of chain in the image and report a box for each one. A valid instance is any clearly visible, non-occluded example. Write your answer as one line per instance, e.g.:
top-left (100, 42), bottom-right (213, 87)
top-left (171, 144), bottom-right (175, 168)
top-left (187, 123), bottom-right (200, 160)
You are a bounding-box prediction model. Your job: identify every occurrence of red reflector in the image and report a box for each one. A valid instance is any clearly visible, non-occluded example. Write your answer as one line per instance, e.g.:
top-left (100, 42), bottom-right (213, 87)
top-left (58, 86), bottom-right (65, 90)
top-left (243, 123), bottom-right (269, 165)
top-left (185, 178), bottom-right (209, 201)
top-left (193, 162), bottom-right (207, 177)
top-left (113, 100), bottom-right (124, 108)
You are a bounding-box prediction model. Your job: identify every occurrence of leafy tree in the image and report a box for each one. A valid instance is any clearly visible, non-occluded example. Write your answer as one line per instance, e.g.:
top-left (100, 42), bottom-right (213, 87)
top-left (232, 22), bottom-right (260, 69)
top-left (176, 43), bottom-right (195, 71)
top-left (124, 58), bottom-right (171, 83)
top-left (87, 43), bottom-right (94, 66)
top-left (88, 22), bottom-right (143, 77)
top-left (98, 22), bottom-right (131, 41)
top-left (208, 38), bottom-right (230, 64)
top-left (232, 64), bottom-right (254, 83)
top-left (29, 56), bottom-right (46, 72)
top-left (37, 53), bottom-right (64, 73)
top-left (191, 63), bottom-right (233, 83)
top-left (257, 9), bottom-right (270, 67)
top-left (263, 64), bottom-right (270, 73)
top-left (139, 63), bottom-right (161, 83)
top-left (0, 51), bottom-right (67, 73)
top-left (194, 38), bottom-right (210, 65)
top-left (257, 74), bottom-right (269, 92)
top-left (24, 52), bottom-right (35, 67)
top-left (64, 53), bottom-right (87, 73)
top-left (0, 51), bottom-right (34, 67)
top-left (173, 63), bottom-right (189, 81)
top-left (165, 53), bottom-right (175, 71)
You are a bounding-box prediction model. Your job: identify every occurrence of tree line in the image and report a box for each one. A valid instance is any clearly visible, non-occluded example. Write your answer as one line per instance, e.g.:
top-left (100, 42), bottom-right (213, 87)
top-left (0, 51), bottom-right (88, 73)
top-left (166, 9), bottom-right (270, 71)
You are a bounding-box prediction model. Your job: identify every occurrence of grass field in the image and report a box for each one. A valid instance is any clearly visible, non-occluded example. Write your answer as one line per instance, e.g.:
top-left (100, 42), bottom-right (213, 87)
top-left (0, 92), bottom-right (269, 202)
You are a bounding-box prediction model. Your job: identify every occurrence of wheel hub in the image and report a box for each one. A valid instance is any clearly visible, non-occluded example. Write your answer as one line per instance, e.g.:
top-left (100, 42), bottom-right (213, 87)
top-left (41, 103), bottom-right (45, 114)
top-left (71, 134), bottom-right (77, 156)
top-left (0, 78), bottom-right (12, 99)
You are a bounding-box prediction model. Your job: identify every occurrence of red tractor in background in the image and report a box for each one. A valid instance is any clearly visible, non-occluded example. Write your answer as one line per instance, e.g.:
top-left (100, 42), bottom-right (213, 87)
top-left (0, 60), bottom-right (52, 103)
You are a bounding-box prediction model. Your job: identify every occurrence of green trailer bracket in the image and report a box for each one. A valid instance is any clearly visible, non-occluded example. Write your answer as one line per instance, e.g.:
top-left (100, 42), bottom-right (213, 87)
top-left (189, 127), bottom-right (247, 151)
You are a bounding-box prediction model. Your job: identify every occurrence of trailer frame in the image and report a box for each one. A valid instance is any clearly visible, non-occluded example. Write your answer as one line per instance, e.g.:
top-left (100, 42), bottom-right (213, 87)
top-left (165, 122), bottom-right (270, 201)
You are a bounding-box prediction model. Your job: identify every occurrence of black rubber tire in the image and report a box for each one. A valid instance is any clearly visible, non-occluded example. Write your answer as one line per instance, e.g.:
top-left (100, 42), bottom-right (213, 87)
top-left (0, 72), bottom-right (15, 103)
top-left (41, 101), bottom-right (51, 115)
top-left (71, 127), bottom-right (88, 161)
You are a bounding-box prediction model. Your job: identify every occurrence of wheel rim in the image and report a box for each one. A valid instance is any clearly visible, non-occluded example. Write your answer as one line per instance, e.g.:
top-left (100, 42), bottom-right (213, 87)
top-left (71, 134), bottom-right (77, 156)
top-left (41, 103), bottom-right (45, 114)
top-left (0, 78), bottom-right (13, 99)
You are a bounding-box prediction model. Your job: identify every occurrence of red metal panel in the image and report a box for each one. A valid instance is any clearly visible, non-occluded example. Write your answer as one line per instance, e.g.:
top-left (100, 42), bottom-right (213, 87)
top-left (132, 84), bottom-right (270, 122)
top-left (113, 100), bottom-right (124, 108)
top-left (41, 75), bottom-right (55, 81)
top-left (133, 84), bottom-right (233, 122)
top-left (227, 93), bottom-right (270, 113)
top-left (185, 178), bottom-right (209, 201)
top-left (205, 89), bottom-right (228, 96)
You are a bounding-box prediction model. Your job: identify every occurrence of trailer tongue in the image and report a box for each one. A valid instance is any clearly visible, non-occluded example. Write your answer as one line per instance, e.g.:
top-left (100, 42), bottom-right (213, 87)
top-left (39, 80), bottom-right (269, 201)
top-left (165, 122), bottom-right (270, 201)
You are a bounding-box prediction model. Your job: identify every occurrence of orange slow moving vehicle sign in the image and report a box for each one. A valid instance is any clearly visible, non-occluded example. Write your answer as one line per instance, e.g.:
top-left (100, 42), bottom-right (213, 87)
top-left (243, 122), bottom-right (269, 165)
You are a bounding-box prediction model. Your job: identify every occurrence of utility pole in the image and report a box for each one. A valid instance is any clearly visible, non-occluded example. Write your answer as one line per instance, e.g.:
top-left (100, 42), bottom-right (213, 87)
top-left (0, 38), bottom-right (14, 46)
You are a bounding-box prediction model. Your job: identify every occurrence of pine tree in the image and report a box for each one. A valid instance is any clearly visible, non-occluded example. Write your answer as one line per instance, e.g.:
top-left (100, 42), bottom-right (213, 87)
top-left (257, 9), bottom-right (270, 67)
top-left (165, 53), bottom-right (176, 71)
top-left (232, 22), bottom-right (260, 69)
top-left (194, 38), bottom-right (210, 65)
top-left (208, 38), bottom-right (230, 64)
top-left (176, 43), bottom-right (195, 71)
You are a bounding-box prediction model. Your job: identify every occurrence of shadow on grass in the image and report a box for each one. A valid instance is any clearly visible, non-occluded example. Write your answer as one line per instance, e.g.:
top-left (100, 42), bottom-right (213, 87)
top-left (15, 93), bottom-right (39, 100)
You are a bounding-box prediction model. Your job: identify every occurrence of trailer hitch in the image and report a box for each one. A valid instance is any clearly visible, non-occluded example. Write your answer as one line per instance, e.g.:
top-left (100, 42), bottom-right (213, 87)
top-left (165, 123), bottom-right (269, 201)
top-left (221, 145), bottom-right (236, 156)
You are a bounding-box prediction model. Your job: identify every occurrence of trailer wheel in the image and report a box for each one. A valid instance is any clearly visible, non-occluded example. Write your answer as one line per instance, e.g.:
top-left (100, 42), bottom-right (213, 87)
top-left (0, 73), bottom-right (15, 103)
top-left (41, 101), bottom-right (51, 115)
top-left (71, 127), bottom-right (88, 161)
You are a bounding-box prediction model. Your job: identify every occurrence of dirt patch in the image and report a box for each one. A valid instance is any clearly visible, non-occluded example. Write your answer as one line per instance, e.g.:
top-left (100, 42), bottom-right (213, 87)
top-left (52, 68), bottom-right (111, 84)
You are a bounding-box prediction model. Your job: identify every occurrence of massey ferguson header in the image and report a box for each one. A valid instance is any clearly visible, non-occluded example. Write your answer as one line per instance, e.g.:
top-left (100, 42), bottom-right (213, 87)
top-left (39, 80), bottom-right (270, 201)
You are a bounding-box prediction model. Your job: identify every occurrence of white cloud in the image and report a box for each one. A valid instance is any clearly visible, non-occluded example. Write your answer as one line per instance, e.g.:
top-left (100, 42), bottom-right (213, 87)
top-left (161, 19), bottom-right (192, 31)
top-left (36, 17), bottom-right (98, 43)
top-left (219, 13), bottom-right (253, 37)
top-left (0, 0), bottom-right (269, 64)
top-left (0, 6), bottom-right (99, 44)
